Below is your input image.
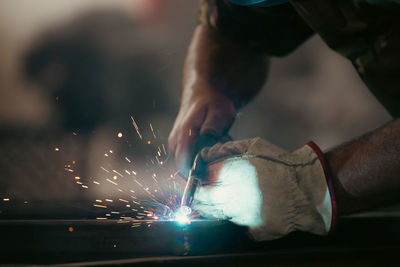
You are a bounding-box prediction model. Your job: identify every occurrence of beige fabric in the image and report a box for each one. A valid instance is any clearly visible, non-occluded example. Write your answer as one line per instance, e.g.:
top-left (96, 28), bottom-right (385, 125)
top-left (192, 137), bottom-right (332, 241)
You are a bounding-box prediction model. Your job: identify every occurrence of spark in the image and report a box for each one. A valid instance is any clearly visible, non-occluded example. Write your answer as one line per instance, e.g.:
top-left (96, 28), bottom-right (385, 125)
top-left (150, 123), bottom-right (156, 139)
top-left (3, 198), bottom-right (10, 202)
top-left (96, 217), bottom-right (108, 220)
top-left (93, 204), bottom-right (107, 209)
top-left (134, 180), bottom-right (144, 187)
top-left (130, 116), bottom-right (142, 139)
top-left (100, 166), bottom-right (110, 173)
top-left (63, 117), bottom-right (184, 228)
top-left (106, 179), bottom-right (118, 186)
top-left (54, 147), bottom-right (60, 152)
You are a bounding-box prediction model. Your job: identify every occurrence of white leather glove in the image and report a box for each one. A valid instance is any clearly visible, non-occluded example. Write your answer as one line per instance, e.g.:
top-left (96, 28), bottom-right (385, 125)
top-left (192, 137), bottom-right (337, 241)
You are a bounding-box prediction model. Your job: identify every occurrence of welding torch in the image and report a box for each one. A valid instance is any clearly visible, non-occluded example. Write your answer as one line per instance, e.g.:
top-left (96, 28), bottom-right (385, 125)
top-left (180, 153), bottom-right (206, 209)
top-left (180, 134), bottom-right (229, 211)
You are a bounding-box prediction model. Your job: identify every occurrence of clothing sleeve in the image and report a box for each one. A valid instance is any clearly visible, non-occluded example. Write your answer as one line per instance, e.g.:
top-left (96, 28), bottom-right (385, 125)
top-left (198, 0), bottom-right (315, 56)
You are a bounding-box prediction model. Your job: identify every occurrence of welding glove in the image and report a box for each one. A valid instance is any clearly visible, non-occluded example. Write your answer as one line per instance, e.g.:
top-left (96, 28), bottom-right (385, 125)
top-left (192, 137), bottom-right (337, 241)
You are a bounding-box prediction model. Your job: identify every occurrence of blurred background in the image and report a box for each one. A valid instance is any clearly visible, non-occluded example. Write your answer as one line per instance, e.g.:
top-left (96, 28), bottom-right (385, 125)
top-left (0, 0), bottom-right (392, 218)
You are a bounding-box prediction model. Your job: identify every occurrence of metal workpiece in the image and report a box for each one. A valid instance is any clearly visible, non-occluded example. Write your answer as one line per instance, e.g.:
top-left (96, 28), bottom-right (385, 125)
top-left (2, 215), bottom-right (400, 265)
top-left (0, 218), bottom-right (246, 264)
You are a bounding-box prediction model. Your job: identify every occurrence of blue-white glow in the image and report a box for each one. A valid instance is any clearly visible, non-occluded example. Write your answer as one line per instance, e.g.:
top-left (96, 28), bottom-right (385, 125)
top-left (316, 187), bottom-right (332, 232)
top-left (193, 158), bottom-right (263, 227)
top-left (174, 206), bottom-right (192, 225)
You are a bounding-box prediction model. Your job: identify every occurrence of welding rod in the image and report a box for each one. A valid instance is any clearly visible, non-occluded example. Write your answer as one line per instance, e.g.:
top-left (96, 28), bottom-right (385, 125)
top-left (180, 134), bottom-right (225, 208)
top-left (180, 154), bottom-right (205, 207)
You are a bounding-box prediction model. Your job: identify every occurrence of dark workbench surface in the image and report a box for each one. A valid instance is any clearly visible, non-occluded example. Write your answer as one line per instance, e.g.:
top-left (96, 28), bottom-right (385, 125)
top-left (1, 211), bottom-right (400, 266)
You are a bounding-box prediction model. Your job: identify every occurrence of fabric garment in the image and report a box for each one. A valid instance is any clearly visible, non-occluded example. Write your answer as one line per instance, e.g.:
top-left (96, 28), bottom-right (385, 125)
top-left (192, 138), bottom-right (336, 241)
top-left (199, 0), bottom-right (400, 117)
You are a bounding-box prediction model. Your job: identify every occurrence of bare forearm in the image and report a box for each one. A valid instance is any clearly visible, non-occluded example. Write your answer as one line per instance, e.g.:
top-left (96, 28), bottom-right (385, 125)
top-left (182, 25), bottom-right (269, 108)
top-left (326, 119), bottom-right (400, 215)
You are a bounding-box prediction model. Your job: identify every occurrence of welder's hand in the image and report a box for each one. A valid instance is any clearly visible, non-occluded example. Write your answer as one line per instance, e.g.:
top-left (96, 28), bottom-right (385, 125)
top-left (168, 89), bottom-right (235, 176)
top-left (192, 138), bottom-right (337, 241)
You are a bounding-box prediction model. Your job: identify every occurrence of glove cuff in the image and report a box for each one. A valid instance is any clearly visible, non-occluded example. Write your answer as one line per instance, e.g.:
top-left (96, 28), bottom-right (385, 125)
top-left (306, 141), bottom-right (337, 234)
